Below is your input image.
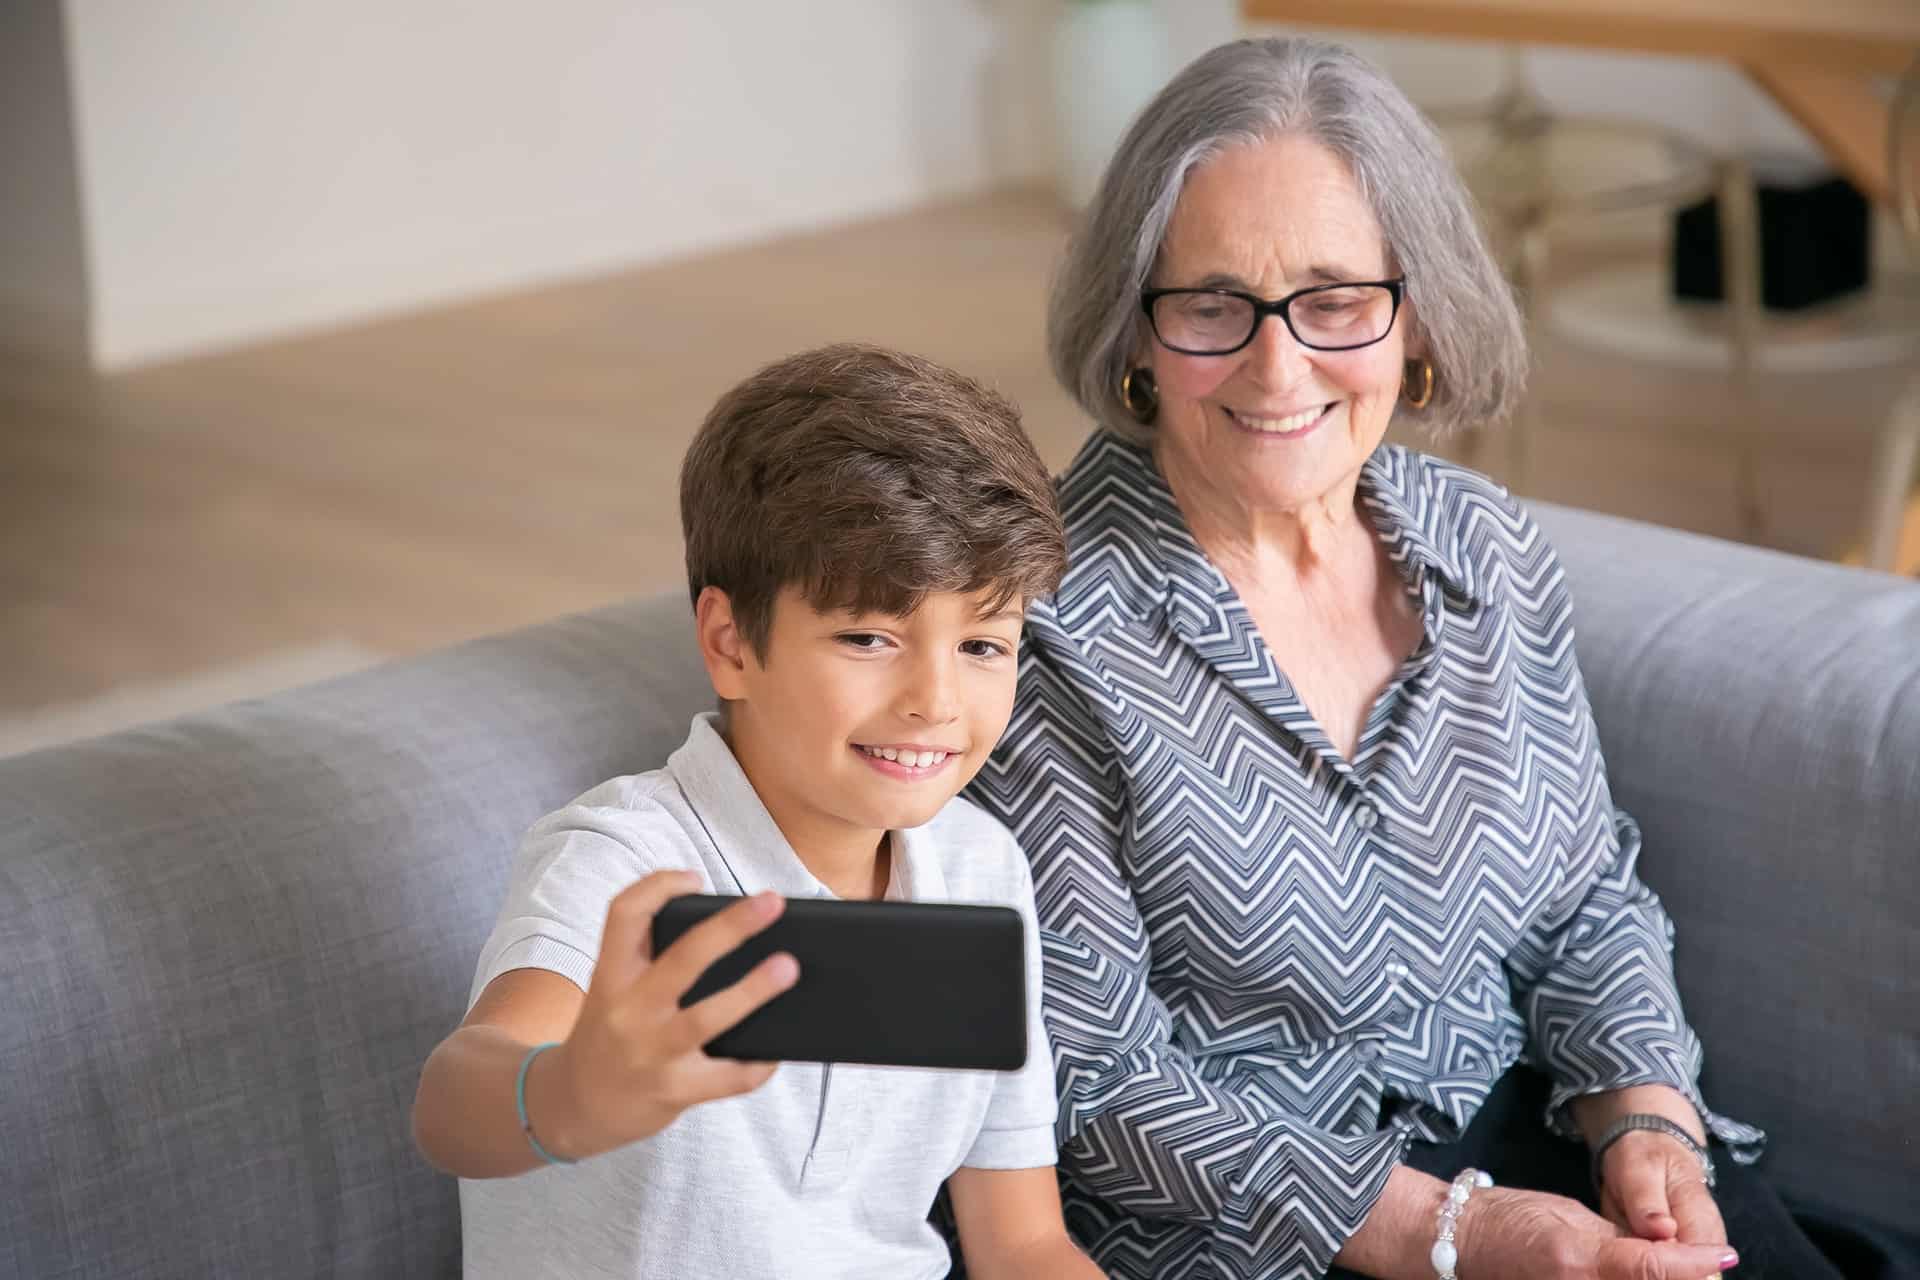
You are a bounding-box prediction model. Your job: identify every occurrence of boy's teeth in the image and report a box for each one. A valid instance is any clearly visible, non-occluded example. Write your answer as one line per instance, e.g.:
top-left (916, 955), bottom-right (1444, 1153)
top-left (860, 746), bottom-right (948, 768)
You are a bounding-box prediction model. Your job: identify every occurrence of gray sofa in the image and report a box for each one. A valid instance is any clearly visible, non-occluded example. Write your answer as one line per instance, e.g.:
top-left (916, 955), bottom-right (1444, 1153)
top-left (3, 503), bottom-right (1916, 1278)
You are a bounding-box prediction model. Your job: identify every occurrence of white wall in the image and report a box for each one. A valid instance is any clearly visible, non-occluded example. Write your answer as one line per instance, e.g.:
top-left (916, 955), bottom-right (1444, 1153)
top-left (46, 0), bottom-right (1834, 371)
top-left (1, 0), bottom-right (91, 365)
top-left (61, 0), bottom-right (1057, 369)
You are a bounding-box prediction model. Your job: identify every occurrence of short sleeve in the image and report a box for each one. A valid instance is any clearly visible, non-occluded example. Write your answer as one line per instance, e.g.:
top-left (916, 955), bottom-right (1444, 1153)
top-left (961, 844), bottom-right (1060, 1170)
top-left (466, 802), bottom-right (677, 1010)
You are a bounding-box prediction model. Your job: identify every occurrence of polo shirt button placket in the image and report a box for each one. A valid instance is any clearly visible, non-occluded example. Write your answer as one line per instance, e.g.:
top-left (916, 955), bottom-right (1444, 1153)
top-left (802, 1144), bottom-right (850, 1188)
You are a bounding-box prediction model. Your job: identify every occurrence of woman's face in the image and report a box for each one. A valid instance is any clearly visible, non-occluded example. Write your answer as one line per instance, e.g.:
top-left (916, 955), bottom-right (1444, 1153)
top-left (1146, 132), bottom-right (1413, 520)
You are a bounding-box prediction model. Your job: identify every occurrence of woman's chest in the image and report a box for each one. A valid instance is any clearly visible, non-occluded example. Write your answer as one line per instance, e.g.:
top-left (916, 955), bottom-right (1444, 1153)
top-left (1221, 536), bottom-right (1427, 763)
top-left (1248, 605), bottom-right (1418, 764)
top-left (1089, 613), bottom-right (1597, 1009)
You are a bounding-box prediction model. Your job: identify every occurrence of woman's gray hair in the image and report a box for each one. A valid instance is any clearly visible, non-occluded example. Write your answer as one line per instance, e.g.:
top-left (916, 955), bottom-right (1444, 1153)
top-left (1049, 36), bottom-right (1527, 442)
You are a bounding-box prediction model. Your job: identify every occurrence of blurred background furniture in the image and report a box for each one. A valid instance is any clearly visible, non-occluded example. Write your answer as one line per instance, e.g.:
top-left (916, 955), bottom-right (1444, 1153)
top-left (1425, 48), bottom-right (1720, 492)
top-left (3, 506), bottom-right (1915, 1276)
top-left (1612, 52), bottom-right (1920, 572)
top-left (1239, 0), bottom-right (1917, 200)
top-left (1244, 0), bottom-right (1920, 570)
top-left (1864, 55), bottom-right (1920, 570)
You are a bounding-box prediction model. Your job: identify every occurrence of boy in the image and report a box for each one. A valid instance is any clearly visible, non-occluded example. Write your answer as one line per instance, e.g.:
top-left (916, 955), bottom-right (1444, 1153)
top-left (412, 344), bottom-right (1099, 1279)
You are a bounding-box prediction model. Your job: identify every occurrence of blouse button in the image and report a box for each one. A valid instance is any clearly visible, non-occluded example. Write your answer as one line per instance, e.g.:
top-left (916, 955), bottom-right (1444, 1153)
top-left (1353, 1040), bottom-right (1382, 1063)
top-left (1385, 959), bottom-right (1410, 984)
top-left (1354, 804), bottom-right (1380, 831)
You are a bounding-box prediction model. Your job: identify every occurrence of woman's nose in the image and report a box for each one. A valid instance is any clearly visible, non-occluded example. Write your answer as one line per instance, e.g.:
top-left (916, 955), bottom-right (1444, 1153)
top-left (1243, 309), bottom-right (1315, 388)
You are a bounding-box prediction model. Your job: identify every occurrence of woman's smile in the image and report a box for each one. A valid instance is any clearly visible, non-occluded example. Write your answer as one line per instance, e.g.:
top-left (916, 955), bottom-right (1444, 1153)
top-left (1221, 400), bottom-right (1336, 440)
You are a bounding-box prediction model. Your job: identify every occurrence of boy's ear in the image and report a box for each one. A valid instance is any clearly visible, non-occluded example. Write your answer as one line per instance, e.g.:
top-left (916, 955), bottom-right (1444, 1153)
top-left (695, 586), bottom-right (753, 701)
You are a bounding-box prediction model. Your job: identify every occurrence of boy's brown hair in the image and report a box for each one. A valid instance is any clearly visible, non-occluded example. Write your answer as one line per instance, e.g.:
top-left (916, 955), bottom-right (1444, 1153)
top-left (680, 343), bottom-right (1067, 656)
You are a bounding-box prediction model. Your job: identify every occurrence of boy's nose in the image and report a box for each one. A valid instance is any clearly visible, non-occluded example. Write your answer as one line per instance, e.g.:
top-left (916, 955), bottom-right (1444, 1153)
top-left (903, 657), bottom-right (960, 724)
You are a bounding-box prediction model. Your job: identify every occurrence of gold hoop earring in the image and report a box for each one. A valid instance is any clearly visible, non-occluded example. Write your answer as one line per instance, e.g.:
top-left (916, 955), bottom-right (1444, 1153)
top-left (1121, 367), bottom-right (1158, 424)
top-left (1402, 357), bottom-right (1435, 410)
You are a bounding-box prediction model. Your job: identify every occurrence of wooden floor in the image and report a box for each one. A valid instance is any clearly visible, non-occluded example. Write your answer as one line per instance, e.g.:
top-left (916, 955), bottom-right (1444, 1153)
top-left (2, 183), bottom-right (1914, 717)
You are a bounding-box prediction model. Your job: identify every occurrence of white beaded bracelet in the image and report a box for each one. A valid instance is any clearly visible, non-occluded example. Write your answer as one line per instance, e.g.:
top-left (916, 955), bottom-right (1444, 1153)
top-left (1431, 1167), bottom-right (1493, 1279)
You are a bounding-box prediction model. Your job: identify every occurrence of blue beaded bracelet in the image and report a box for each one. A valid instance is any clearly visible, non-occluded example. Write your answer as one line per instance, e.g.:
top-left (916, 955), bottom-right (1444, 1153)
top-left (515, 1041), bottom-right (575, 1166)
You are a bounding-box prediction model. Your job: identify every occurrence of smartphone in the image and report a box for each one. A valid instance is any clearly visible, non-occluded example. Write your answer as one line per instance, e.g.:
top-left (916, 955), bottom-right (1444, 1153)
top-left (650, 893), bottom-right (1027, 1071)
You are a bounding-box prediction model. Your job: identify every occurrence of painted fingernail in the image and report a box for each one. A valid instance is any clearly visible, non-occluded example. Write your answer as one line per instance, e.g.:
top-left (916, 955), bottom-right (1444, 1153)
top-left (1720, 1251), bottom-right (1740, 1271)
top-left (770, 954), bottom-right (799, 984)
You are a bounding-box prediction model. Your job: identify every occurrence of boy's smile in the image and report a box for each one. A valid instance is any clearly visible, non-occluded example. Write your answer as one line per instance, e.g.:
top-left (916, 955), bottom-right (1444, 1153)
top-left (853, 744), bottom-right (959, 779)
top-left (697, 584), bottom-right (1025, 898)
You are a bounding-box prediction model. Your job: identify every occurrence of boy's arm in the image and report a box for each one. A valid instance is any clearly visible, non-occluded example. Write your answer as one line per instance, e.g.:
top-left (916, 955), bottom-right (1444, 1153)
top-left (412, 872), bottom-right (795, 1178)
top-left (412, 967), bottom-right (589, 1177)
top-left (948, 1165), bottom-right (1104, 1279)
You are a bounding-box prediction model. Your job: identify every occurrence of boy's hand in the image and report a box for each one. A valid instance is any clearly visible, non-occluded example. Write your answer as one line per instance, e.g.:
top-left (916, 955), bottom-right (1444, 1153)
top-left (539, 871), bottom-right (798, 1160)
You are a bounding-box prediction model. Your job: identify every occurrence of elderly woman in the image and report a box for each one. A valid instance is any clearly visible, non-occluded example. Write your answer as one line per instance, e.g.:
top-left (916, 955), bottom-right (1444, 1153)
top-left (968, 37), bottom-right (1844, 1280)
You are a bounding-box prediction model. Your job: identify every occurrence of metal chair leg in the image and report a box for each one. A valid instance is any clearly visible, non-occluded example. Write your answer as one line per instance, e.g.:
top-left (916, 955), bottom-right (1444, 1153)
top-left (1505, 218), bottom-right (1550, 495)
top-left (1715, 157), bottom-right (1769, 544)
top-left (1716, 157), bottom-right (1762, 381)
top-left (1865, 373), bottom-right (1920, 572)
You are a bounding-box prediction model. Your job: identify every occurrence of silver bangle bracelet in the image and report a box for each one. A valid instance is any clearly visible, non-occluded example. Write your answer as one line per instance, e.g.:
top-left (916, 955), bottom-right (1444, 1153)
top-left (1591, 1113), bottom-right (1716, 1194)
top-left (1432, 1167), bottom-right (1492, 1280)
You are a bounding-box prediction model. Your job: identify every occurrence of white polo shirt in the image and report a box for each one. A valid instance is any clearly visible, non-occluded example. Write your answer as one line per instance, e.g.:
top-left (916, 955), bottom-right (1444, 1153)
top-left (458, 713), bottom-right (1059, 1280)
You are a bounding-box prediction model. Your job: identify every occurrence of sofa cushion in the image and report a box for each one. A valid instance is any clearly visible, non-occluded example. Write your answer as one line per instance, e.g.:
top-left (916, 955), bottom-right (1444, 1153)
top-left (0, 596), bottom-right (711, 1278)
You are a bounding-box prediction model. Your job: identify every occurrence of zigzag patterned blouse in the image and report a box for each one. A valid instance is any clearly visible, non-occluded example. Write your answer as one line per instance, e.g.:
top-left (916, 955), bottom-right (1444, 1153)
top-left (967, 431), bottom-right (1762, 1280)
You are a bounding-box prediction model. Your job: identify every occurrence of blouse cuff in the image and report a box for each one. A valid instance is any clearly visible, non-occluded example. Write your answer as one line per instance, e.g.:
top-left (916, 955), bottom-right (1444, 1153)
top-left (1543, 1072), bottom-right (1767, 1167)
top-left (1215, 1123), bottom-right (1410, 1280)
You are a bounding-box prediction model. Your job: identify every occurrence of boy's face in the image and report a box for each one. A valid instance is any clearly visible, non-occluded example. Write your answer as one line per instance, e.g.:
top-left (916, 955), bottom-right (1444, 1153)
top-left (698, 584), bottom-right (1026, 858)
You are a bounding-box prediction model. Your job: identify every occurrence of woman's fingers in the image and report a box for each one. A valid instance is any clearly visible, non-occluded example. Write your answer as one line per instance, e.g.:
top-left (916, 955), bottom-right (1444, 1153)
top-left (1603, 1134), bottom-right (1687, 1241)
top-left (1666, 1174), bottom-right (1726, 1246)
top-left (1609, 1167), bottom-right (1678, 1241)
top-left (1597, 1237), bottom-right (1739, 1279)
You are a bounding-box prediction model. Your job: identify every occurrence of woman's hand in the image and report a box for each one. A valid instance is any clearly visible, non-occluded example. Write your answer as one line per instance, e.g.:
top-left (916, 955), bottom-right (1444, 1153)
top-left (1571, 1083), bottom-right (1729, 1271)
top-left (1598, 1128), bottom-right (1728, 1259)
top-left (1455, 1184), bottom-right (1737, 1280)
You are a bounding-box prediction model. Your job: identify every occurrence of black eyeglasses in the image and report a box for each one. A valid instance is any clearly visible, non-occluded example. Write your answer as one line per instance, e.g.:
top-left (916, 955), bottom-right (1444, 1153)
top-left (1140, 278), bottom-right (1406, 356)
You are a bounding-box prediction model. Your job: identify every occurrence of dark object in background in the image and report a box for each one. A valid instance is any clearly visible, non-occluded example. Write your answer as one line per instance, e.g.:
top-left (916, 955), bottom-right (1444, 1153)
top-left (1673, 156), bottom-right (1870, 311)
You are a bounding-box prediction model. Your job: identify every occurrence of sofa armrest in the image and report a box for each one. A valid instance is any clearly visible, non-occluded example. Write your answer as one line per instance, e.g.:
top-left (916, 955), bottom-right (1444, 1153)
top-left (1535, 504), bottom-right (1920, 1226)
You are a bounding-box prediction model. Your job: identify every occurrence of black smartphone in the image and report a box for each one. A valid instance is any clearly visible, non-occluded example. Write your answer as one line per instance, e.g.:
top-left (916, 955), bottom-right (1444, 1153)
top-left (651, 893), bottom-right (1027, 1071)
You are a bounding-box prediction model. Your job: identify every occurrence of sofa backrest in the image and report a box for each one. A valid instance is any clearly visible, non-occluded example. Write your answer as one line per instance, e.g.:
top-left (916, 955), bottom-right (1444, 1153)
top-left (2, 504), bottom-right (1915, 1276)
top-left (1, 597), bottom-right (713, 1278)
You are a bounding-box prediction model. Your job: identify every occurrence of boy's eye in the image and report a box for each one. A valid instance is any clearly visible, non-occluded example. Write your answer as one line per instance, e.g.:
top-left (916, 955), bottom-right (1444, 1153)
top-left (960, 639), bottom-right (1010, 659)
top-left (837, 632), bottom-right (888, 650)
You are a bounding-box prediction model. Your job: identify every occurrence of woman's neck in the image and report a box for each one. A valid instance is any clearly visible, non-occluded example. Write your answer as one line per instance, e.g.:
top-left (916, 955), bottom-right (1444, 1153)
top-left (1155, 442), bottom-right (1368, 584)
